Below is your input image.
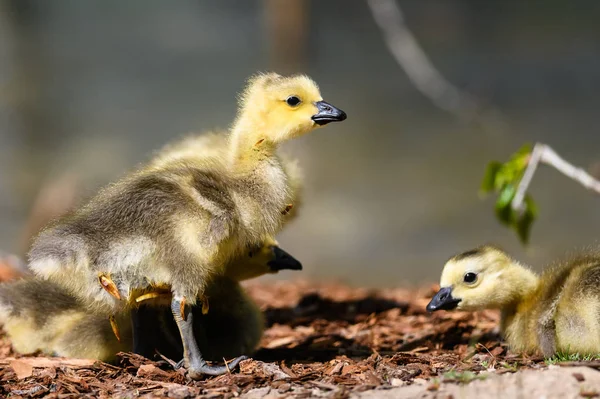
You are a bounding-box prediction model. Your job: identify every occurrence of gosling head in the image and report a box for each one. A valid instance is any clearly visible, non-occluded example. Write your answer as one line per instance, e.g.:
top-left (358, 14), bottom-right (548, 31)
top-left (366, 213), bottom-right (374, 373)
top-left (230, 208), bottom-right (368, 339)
top-left (248, 237), bottom-right (302, 274)
top-left (235, 72), bottom-right (347, 144)
top-left (427, 245), bottom-right (537, 313)
top-left (227, 237), bottom-right (303, 282)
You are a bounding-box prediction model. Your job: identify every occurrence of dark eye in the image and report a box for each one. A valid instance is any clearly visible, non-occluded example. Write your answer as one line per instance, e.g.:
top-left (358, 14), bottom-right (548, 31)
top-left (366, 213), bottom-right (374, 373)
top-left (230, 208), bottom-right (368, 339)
top-left (248, 251), bottom-right (254, 258)
top-left (285, 96), bottom-right (301, 107)
top-left (463, 272), bottom-right (478, 284)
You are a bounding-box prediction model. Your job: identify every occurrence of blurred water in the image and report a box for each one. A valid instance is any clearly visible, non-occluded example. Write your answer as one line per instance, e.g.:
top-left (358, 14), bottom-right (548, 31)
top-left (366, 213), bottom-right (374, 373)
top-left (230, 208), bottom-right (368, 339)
top-left (0, 0), bottom-right (599, 286)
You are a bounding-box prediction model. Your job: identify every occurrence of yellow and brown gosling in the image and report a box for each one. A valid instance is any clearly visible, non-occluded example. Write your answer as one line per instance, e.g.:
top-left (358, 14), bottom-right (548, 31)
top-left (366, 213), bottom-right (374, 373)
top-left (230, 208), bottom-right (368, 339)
top-left (427, 245), bottom-right (600, 357)
top-left (27, 72), bottom-right (344, 378)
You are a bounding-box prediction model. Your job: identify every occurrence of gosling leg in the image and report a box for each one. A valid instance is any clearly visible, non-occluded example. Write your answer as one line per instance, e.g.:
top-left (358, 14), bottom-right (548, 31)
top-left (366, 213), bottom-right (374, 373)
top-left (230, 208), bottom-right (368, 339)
top-left (171, 297), bottom-right (246, 378)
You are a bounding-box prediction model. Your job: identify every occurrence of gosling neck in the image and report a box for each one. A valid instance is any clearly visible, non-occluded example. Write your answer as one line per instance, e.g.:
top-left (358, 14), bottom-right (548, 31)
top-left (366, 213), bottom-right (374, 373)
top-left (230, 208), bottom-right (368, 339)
top-left (499, 261), bottom-right (540, 327)
top-left (228, 114), bottom-right (279, 174)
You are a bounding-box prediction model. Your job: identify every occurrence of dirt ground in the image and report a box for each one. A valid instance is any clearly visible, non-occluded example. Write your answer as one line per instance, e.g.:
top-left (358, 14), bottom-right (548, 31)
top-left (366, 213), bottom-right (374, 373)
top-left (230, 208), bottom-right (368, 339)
top-left (1, 278), bottom-right (599, 398)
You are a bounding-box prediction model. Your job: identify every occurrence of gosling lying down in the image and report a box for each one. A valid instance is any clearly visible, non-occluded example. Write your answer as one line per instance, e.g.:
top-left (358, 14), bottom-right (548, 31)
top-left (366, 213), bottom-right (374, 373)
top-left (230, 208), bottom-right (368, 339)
top-left (427, 245), bottom-right (600, 357)
top-left (0, 277), bottom-right (259, 362)
top-left (0, 244), bottom-right (301, 362)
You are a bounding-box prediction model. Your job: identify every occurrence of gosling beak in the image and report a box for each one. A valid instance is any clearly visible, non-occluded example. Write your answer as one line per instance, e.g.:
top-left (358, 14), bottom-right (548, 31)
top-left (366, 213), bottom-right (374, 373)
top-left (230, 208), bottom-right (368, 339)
top-left (426, 286), bottom-right (461, 312)
top-left (268, 246), bottom-right (303, 272)
top-left (312, 100), bottom-right (347, 126)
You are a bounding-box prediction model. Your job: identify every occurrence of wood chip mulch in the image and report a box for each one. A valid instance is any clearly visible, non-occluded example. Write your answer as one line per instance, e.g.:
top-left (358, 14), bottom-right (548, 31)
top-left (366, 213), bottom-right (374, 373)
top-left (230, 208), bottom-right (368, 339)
top-left (0, 279), bottom-right (547, 398)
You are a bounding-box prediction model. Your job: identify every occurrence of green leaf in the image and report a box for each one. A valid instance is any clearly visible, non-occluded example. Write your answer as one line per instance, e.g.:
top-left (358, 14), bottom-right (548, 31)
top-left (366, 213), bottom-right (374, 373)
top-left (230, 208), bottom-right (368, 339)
top-left (495, 186), bottom-right (516, 226)
top-left (515, 195), bottom-right (538, 244)
top-left (507, 143), bottom-right (533, 170)
top-left (513, 143), bottom-right (533, 159)
top-left (495, 203), bottom-right (513, 226)
top-left (495, 144), bottom-right (532, 189)
top-left (524, 194), bottom-right (539, 218)
top-left (496, 184), bottom-right (516, 209)
top-left (480, 161), bottom-right (502, 194)
top-left (480, 143), bottom-right (539, 245)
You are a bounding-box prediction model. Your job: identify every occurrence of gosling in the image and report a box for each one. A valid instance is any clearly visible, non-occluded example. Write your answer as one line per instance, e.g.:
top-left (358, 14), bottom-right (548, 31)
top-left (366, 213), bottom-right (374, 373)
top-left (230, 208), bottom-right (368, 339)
top-left (427, 245), bottom-right (600, 357)
top-left (0, 243), bottom-right (301, 362)
top-left (27, 73), bottom-right (345, 377)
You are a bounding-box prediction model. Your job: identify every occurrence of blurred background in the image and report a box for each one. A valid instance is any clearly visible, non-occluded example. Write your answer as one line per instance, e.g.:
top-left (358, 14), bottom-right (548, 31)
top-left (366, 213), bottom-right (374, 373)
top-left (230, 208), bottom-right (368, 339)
top-left (0, 0), bottom-right (599, 286)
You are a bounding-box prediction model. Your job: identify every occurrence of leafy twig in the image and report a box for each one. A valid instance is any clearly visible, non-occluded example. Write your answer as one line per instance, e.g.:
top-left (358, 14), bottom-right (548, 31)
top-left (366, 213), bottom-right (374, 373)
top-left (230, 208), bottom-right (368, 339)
top-left (481, 144), bottom-right (537, 244)
top-left (482, 143), bottom-right (600, 244)
top-left (512, 143), bottom-right (600, 212)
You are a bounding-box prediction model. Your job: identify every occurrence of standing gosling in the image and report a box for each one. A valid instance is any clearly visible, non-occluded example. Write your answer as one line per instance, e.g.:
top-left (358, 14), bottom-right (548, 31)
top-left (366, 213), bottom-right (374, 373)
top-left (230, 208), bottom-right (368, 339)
top-left (427, 245), bottom-right (600, 357)
top-left (27, 73), bottom-right (345, 378)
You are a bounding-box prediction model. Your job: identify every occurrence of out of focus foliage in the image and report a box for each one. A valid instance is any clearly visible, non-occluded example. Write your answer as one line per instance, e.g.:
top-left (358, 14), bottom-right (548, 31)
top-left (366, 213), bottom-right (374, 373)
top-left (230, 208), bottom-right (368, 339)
top-left (480, 144), bottom-right (538, 244)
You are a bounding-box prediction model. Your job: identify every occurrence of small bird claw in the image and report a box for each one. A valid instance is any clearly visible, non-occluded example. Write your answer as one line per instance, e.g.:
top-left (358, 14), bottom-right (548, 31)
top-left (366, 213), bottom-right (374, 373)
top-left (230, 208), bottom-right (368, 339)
top-left (201, 295), bottom-right (210, 315)
top-left (174, 359), bottom-right (185, 370)
top-left (135, 291), bottom-right (171, 303)
top-left (109, 315), bottom-right (121, 341)
top-left (98, 273), bottom-right (121, 300)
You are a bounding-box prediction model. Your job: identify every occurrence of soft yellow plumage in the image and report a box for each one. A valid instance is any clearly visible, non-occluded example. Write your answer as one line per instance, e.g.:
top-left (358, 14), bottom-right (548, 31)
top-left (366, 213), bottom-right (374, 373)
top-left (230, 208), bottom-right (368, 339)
top-left (26, 72), bottom-right (344, 377)
top-left (428, 245), bottom-right (600, 357)
top-left (0, 241), bottom-right (299, 362)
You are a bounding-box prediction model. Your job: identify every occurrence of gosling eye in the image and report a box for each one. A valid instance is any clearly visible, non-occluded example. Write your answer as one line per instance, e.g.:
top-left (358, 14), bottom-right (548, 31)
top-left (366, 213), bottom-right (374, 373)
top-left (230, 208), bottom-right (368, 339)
top-left (463, 272), bottom-right (478, 284)
top-left (285, 95), bottom-right (302, 107)
top-left (248, 251), bottom-right (254, 258)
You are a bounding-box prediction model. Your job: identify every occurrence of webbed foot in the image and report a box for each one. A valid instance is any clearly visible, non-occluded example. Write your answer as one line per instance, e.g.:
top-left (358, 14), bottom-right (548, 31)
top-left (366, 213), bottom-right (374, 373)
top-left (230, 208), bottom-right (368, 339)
top-left (171, 296), bottom-right (246, 379)
top-left (185, 355), bottom-right (247, 379)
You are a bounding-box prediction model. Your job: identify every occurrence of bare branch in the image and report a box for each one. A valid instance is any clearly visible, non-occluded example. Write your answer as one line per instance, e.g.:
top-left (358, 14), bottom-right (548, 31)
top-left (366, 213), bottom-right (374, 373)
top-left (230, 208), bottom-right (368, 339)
top-left (366, 0), bottom-right (507, 134)
top-left (512, 143), bottom-right (600, 212)
top-left (511, 144), bottom-right (544, 212)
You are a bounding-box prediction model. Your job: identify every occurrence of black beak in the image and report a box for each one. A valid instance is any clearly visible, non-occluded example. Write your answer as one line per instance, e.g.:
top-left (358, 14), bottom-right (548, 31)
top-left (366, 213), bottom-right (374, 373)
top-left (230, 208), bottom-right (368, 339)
top-left (268, 246), bottom-right (303, 272)
top-left (426, 287), bottom-right (461, 312)
top-left (311, 100), bottom-right (347, 126)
